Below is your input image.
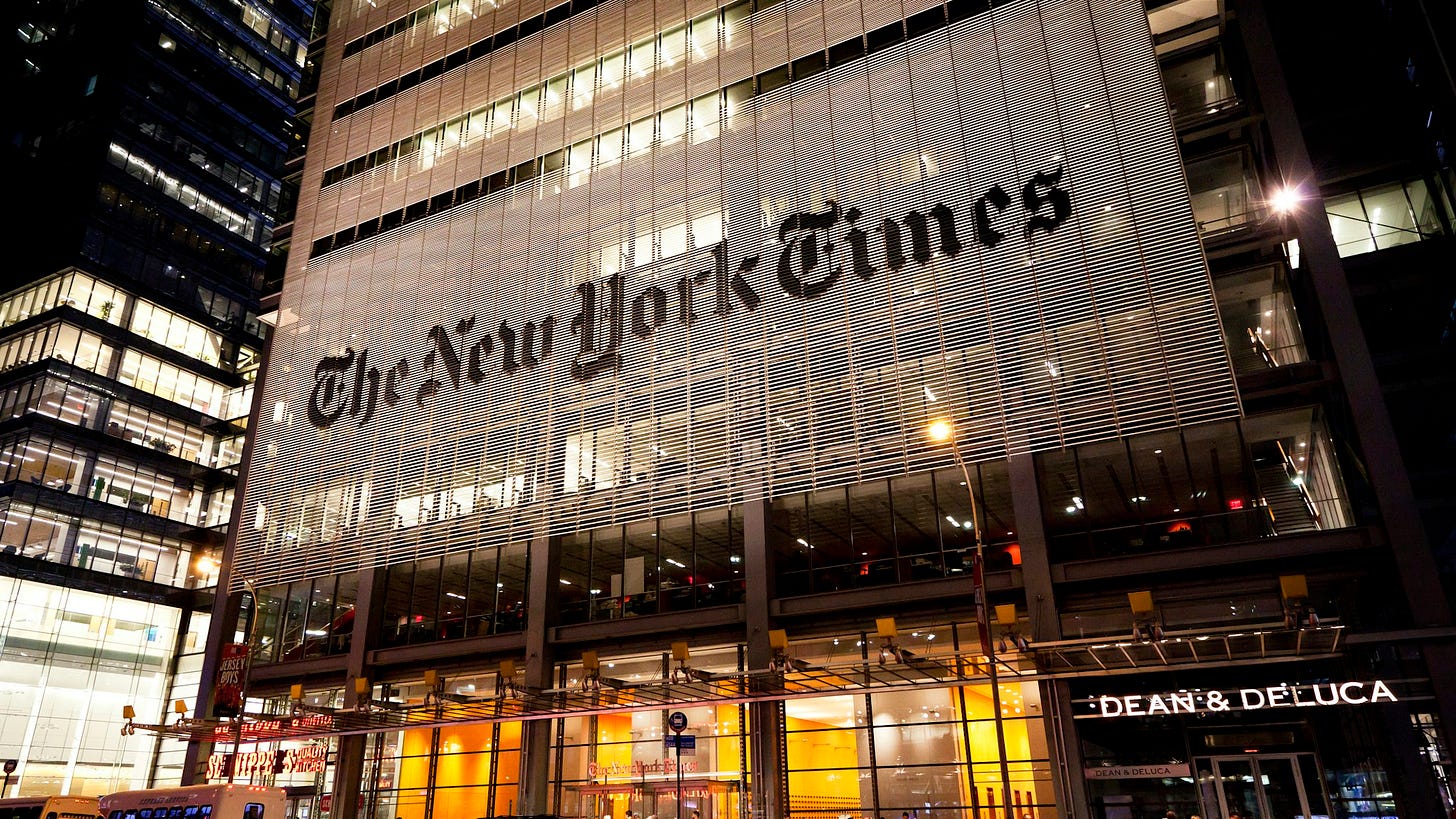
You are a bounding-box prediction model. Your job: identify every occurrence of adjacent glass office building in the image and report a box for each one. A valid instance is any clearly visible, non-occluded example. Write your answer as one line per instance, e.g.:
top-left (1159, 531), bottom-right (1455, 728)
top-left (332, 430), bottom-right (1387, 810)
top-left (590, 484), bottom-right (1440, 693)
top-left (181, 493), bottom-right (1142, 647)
top-left (2, 0), bottom-right (318, 796)
top-left (198, 0), bottom-right (1456, 817)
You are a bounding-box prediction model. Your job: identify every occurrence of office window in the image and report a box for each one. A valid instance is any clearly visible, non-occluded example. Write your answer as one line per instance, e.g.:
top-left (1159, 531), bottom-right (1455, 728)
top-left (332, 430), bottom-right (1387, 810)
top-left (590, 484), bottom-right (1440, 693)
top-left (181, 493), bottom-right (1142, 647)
top-left (1325, 178), bottom-right (1450, 257)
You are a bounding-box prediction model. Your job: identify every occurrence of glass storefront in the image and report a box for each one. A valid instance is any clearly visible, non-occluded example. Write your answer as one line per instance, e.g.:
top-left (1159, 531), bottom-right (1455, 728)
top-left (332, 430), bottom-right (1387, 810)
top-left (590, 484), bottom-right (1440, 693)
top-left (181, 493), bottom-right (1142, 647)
top-left (783, 685), bottom-right (1051, 819)
top-left (1075, 667), bottom-right (1415, 819)
top-left (336, 683), bottom-right (1050, 819)
top-left (257, 636), bottom-right (1057, 819)
top-left (0, 576), bottom-right (183, 796)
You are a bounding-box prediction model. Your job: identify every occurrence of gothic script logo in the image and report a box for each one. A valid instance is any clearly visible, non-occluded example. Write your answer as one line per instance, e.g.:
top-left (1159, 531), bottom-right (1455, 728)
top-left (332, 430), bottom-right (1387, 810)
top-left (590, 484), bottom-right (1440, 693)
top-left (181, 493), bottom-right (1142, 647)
top-left (307, 166), bottom-right (1072, 429)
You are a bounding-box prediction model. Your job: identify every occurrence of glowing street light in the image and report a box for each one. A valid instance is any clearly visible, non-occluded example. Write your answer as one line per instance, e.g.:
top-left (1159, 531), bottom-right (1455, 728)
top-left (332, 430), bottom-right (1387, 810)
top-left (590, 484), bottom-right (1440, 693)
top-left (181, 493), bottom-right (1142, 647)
top-left (1270, 185), bottom-right (1302, 215)
top-left (926, 418), bottom-right (954, 444)
top-left (923, 418), bottom-right (1015, 819)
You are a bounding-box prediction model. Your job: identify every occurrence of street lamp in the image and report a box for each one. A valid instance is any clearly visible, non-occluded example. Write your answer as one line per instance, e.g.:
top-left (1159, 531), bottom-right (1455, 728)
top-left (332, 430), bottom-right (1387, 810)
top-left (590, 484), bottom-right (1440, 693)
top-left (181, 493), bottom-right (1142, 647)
top-left (228, 577), bottom-right (261, 783)
top-left (925, 418), bottom-right (1015, 819)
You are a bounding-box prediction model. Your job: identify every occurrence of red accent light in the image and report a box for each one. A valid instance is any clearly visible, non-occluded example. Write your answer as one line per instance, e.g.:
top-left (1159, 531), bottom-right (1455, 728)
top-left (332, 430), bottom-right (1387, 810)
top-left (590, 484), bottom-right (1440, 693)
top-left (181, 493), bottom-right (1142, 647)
top-left (1004, 543), bottom-right (1022, 565)
top-left (1227, 499), bottom-right (1244, 510)
top-left (1166, 520), bottom-right (1192, 533)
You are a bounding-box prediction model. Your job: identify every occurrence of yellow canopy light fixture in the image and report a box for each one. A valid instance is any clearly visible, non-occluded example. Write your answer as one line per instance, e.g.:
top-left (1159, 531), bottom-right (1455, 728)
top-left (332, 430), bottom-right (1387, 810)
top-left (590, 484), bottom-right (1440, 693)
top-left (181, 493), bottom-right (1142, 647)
top-left (1279, 574), bottom-right (1308, 602)
top-left (497, 659), bottom-right (520, 697)
top-left (580, 650), bottom-right (601, 691)
top-left (876, 617), bottom-right (904, 665)
top-left (1128, 591), bottom-right (1162, 640)
top-left (1280, 574), bottom-right (1319, 628)
top-left (670, 641), bottom-right (694, 683)
top-left (767, 629), bottom-right (793, 672)
top-left (875, 617), bottom-right (898, 639)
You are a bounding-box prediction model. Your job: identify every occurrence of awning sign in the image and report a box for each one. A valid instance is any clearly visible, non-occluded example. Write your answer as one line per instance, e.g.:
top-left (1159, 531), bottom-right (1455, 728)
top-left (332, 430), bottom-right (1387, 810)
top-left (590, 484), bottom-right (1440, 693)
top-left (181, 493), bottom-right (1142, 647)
top-left (1084, 764), bottom-right (1191, 779)
top-left (1085, 680), bottom-right (1397, 718)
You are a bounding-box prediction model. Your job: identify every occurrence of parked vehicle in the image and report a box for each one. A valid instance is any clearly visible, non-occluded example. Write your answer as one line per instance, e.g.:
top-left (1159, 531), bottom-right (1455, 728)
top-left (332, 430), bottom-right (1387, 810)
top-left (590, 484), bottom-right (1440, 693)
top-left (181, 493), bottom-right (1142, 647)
top-left (100, 785), bottom-right (284, 819)
top-left (0, 796), bottom-right (102, 819)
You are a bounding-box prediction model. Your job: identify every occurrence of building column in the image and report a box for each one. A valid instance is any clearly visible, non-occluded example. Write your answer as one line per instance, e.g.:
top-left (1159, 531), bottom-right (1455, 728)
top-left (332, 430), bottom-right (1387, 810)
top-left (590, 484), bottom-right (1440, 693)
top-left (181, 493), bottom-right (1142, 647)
top-left (184, 321), bottom-right (275, 783)
top-left (333, 565), bottom-right (385, 819)
top-left (1047, 680), bottom-right (1089, 819)
top-left (181, 589), bottom-right (243, 784)
top-left (1235, 1), bottom-right (1456, 813)
top-left (741, 498), bottom-right (785, 819)
top-left (332, 736), bottom-right (370, 819)
top-left (1007, 453), bottom-right (1088, 819)
top-left (518, 534), bottom-right (560, 815)
top-left (1007, 453), bottom-right (1056, 643)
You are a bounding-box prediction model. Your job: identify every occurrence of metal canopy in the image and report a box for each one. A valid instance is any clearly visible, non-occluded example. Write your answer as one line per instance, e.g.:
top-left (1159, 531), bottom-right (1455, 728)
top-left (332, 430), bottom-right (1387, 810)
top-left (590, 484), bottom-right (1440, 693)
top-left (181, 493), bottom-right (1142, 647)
top-left (129, 623), bottom-right (1347, 744)
top-left (1032, 622), bottom-right (1344, 676)
top-left (132, 651), bottom-right (1024, 744)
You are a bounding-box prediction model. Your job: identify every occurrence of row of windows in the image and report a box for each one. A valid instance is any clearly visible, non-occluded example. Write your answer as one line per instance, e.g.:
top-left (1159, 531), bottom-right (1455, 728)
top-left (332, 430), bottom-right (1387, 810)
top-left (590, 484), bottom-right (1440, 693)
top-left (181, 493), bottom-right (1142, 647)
top-left (250, 572), bottom-right (360, 663)
top-left (310, 0), bottom-right (977, 258)
top-left (109, 143), bottom-right (261, 243)
top-left (117, 348), bottom-right (230, 418)
top-left (253, 407), bottom-right (1360, 643)
top-left (1325, 177), bottom-right (1451, 257)
top-left (132, 298), bottom-right (226, 368)
top-left (0, 317), bottom-right (236, 418)
top-left (0, 373), bottom-right (242, 469)
top-left (0, 271), bottom-right (124, 330)
top-left (0, 271), bottom-right (258, 375)
top-left (127, 64), bottom-right (287, 170)
top-left (240, 1), bottom-right (308, 69)
top-left (770, 464), bottom-right (1017, 597)
top-left (153, 0), bottom-right (300, 100)
top-left (342, 0), bottom-right (489, 59)
top-left (0, 321), bottom-right (113, 375)
top-left (557, 507), bottom-right (743, 624)
top-left (1039, 408), bottom-right (1353, 561)
top-left (0, 431), bottom-right (223, 528)
top-left (322, 0), bottom-right (748, 187)
top-left (92, 184), bottom-right (270, 300)
top-left (126, 102), bottom-right (285, 213)
top-left (331, 0), bottom-right (780, 120)
top-left (0, 500), bottom-right (209, 588)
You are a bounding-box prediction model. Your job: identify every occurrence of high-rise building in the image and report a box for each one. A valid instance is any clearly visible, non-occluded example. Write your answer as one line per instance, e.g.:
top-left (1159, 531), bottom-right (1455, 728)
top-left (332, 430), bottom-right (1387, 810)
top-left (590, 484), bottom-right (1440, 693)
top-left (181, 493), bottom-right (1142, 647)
top-left (0, 0), bottom-right (318, 796)
top-left (191, 0), bottom-right (1455, 817)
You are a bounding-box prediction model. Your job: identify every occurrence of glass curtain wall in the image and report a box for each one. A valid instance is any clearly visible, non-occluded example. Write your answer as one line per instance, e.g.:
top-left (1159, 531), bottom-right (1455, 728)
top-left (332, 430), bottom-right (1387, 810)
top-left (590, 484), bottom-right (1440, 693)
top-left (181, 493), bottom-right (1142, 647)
top-left (0, 576), bottom-right (180, 795)
top-left (559, 507), bottom-right (744, 624)
top-left (356, 674), bottom-right (519, 819)
top-left (1038, 414), bottom-right (1354, 562)
top-left (770, 464), bottom-right (1018, 597)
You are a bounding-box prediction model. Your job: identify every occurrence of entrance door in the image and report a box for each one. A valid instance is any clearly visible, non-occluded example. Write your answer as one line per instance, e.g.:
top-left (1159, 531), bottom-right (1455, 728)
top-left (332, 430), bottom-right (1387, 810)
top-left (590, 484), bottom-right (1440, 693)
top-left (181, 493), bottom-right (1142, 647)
top-left (1197, 754), bottom-right (1327, 819)
top-left (285, 794), bottom-right (315, 819)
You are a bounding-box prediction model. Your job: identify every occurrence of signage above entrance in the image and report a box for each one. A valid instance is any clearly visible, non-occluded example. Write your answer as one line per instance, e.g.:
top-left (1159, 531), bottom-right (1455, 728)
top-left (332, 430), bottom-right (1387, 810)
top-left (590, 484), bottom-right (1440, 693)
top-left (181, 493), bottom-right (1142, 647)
top-left (1084, 764), bottom-right (1191, 780)
top-left (587, 758), bottom-right (699, 779)
top-left (1084, 680), bottom-right (1398, 718)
